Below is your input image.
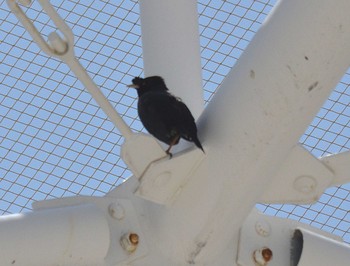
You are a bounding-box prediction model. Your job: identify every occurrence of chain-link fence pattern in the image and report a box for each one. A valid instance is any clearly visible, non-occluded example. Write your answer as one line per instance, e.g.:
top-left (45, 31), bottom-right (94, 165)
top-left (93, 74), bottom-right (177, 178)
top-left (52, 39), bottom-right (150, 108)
top-left (1, 0), bottom-right (350, 244)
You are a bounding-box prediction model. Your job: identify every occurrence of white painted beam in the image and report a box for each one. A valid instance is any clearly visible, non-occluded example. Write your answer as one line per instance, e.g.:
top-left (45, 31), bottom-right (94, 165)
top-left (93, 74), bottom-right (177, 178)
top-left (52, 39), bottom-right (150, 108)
top-left (0, 204), bottom-right (109, 266)
top-left (296, 228), bottom-right (350, 266)
top-left (185, 0), bottom-right (350, 263)
top-left (321, 151), bottom-right (350, 186)
top-left (139, 0), bottom-right (204, 119)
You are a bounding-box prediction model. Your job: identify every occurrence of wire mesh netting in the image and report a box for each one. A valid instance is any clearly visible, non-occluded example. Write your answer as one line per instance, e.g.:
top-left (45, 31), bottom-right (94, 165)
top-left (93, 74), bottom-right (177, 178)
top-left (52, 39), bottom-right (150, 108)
top-left (1, 0), bottom-right (350, 245)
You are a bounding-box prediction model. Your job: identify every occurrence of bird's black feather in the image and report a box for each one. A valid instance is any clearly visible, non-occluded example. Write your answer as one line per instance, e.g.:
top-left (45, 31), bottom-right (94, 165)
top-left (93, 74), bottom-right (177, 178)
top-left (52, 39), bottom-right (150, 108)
top-left (128, 76), bottom-right (204, 154)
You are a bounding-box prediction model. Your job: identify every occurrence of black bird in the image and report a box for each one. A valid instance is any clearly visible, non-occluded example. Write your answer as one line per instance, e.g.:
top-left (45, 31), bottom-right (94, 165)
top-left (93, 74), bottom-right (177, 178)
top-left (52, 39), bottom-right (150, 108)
top-left (128, 76), bottom-right (204, 156)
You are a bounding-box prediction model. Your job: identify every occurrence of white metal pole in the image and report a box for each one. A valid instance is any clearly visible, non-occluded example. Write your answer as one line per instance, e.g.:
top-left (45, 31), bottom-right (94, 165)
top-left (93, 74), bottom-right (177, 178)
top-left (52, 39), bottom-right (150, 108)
top-left (139, 0), bottom-right (204, 119)
top-left (296, 228), bottom-right (350, 266)
top-left (0, 204), bottom-right (110, 266)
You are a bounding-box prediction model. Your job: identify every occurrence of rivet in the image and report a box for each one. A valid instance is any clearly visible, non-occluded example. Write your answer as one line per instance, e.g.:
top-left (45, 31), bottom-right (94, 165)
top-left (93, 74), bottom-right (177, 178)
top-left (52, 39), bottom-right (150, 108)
top-left (154, 171), bottom-right (171, 187)
top-left (108, 202), bottom-right (125, 220)
top-left (255, 220), bottom-right (271, 237)
top-left (294, 175), bottom-right (317, 194)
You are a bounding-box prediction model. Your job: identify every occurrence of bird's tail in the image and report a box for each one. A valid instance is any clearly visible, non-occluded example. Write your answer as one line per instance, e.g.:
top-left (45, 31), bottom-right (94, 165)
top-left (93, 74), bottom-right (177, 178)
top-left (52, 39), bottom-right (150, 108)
top-left (193, 136), bottom-right (205, 153)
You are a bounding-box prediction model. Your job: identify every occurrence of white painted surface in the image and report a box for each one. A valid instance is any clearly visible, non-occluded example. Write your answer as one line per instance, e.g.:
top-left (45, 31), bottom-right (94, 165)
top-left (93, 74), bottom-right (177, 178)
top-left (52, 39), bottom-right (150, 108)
top-left (139, 0), bottom-right (204, 119)
top-left (0, 204), bottom-right (109, 266)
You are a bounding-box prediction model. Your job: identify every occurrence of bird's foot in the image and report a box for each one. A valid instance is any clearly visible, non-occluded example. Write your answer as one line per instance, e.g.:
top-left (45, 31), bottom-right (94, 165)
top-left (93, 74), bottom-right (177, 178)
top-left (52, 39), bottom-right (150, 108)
top-left (166, 151), bottom-right (173, 159)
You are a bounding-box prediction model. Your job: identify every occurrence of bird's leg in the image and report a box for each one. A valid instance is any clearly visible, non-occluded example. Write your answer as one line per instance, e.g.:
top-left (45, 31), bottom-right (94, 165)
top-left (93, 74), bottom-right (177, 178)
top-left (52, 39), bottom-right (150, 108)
top-left (165, 135), bottom-right (180, 158)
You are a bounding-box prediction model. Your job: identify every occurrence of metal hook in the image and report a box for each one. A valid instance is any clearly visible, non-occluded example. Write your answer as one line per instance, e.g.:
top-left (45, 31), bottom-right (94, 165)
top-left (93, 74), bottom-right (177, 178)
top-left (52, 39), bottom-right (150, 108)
top-left (7, 0), bottom-right (74, 57)
top-left (7, 0), bottom-right (133, 139)
top-left (7, 0), bottom-right (170, 178)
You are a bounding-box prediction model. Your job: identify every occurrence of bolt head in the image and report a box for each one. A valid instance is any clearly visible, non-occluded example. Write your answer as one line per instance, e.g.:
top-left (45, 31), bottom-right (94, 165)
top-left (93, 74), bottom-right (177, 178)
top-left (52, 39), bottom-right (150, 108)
top-left (129, 233), bottom-right (139, 245)
top-left (294, 175), bottom-right (317, 194)
top-left (253, 247), bottom-right (273, 265)
top-left (154, 171), bottom-right (171, 187)
top-left (255, 220), bottom-right (271, 237)
top-left (120, 232), bottom-right (139, 253)
top-left (262, 248), bottom-right (273, 261)
top-left (108, 202), bottom-right (125, 220)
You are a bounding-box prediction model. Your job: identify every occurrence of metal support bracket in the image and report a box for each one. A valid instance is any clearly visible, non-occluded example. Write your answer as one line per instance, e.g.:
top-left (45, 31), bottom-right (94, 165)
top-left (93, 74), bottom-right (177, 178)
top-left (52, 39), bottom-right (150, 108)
top-left (260, 144), bottom-right (346, 204)
top-left (135, 147), bottom-right (206, 205)
top-left (237, 208), bottom-right (350, 266)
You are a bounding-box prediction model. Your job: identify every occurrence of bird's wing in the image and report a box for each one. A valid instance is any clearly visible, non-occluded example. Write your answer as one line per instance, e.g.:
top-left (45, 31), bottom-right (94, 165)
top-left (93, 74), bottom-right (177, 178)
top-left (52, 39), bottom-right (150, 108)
top-left (138, 92), bottom-right (182, 143)
top-left (138, 92), bottom-right (195, 139)
top-left (172, 100), bottom-right (198, 141)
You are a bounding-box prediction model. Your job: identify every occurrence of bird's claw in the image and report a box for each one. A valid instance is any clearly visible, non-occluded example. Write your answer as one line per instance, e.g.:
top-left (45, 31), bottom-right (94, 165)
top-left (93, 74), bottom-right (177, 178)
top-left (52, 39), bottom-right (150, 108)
top-left (166, 151), bottom-right (173, 159)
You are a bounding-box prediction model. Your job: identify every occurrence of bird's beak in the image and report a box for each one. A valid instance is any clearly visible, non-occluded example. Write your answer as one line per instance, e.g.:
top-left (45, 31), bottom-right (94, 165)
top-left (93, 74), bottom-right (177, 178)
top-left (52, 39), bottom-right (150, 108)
top-left (127, 84), bottom-right (139, 89)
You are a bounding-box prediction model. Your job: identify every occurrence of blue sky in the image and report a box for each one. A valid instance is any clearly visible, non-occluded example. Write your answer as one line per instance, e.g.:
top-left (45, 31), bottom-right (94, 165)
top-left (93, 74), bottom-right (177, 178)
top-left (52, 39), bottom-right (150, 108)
top-left (1, 0), bottom-right (350, 243)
